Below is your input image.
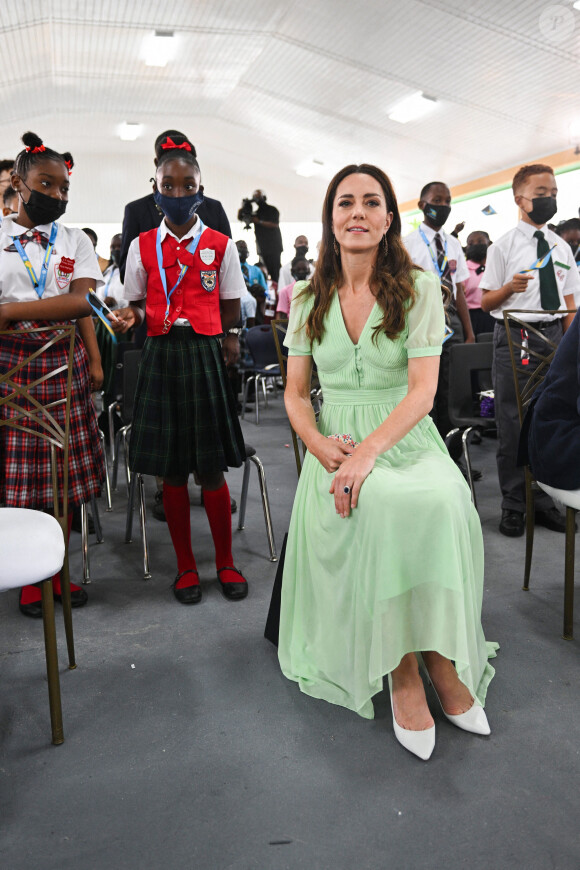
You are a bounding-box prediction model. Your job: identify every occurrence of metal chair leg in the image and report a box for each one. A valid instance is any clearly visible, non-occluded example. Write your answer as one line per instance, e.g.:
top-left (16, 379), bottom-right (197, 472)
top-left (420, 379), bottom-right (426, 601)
top-left (461, 427), bottom-right (476, 509)
top-left (241, 375), bottom-right (254, 420)
top-left (125, 472), bottom-right (137, 543)
top-left (563, 507), bottom-right (576, 640)
top-left (255, 376), bottom-right (261, 424)
top-left (99, 429), bottom-right (113, 511)
top-left (40, 578), bottom-right (64, 745)
top-left (108, 401), bottom-right (118, 464)
top-left (138, 474), bottom-right (151, 580)
top-left (123, 430), bottom-right (131, 494)
top-left (112, 427), bottom-right (122, 490)
top-left (90, 494), bottom-right (103, 543)
top-left (261, 375), bottom-right (269, 408)
top-left (237, 459), bottom-right (251, 531)
top-left (249, 454), bottom-right (277, 561)
top-left (523, 467), bottom-right (535, 590)
top-left (58, 534), bottom-right (76, 670)
top-left (81, 502), bottom-right (91, 585)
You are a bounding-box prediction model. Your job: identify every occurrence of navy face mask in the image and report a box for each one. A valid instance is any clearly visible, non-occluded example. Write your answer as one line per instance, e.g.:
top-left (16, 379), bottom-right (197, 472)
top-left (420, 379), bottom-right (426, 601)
top-left (423, 203), bottom-right (451, 227)
top-left (153, 190), bottom-right (204, 225)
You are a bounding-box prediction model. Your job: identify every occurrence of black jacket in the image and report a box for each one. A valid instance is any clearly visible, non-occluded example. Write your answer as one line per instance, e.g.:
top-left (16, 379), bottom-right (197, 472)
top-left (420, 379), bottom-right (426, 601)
top-left (519, 311), bottom-right (580, 489)
top-left (119, 192), bottom-right (231, 280)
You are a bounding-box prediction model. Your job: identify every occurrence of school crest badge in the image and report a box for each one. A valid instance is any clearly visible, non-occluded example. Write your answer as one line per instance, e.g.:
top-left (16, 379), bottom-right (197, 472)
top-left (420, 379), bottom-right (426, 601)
top-left (55, 256), bottom-right (75, 289)
top-left (200, 248), bottom-right (215, 265)
top-left (200, 270), bottom-right (217, 292)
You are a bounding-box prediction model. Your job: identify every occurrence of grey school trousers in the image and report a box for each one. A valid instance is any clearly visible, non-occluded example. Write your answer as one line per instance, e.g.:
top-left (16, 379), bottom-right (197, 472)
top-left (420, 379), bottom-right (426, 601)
top-left (492, 318), bottom-right (563, 513)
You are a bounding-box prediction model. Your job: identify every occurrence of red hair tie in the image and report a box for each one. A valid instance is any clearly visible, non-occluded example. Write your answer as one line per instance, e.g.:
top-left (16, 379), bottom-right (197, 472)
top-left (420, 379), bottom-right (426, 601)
top-left (160, 137), bottom-right (191, 152)
top-left (26, 144), bottom-right (46, 153)
top-left (64, 159), bottom-right (73, 174)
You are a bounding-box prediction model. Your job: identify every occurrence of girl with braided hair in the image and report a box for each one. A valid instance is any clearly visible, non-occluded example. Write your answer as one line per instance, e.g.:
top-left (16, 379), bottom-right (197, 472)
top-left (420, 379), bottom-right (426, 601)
top-left (0, 132), bottom-right (105, 616)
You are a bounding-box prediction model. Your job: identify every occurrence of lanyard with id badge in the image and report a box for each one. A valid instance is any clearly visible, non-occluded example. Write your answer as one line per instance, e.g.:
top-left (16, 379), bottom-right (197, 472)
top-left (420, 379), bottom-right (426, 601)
top-left (11, 222), bottom-right (58, 297)
top-left (156, 220), bottom-right (205, 333)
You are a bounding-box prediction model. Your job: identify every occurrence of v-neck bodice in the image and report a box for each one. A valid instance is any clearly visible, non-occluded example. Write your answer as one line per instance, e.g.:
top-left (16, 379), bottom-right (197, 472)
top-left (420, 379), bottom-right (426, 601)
top-left (284, 272), bottom-right (445, 395)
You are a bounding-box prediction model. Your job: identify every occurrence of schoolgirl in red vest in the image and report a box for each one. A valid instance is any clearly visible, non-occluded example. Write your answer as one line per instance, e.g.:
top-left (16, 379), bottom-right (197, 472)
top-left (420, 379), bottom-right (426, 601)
top-left (112, 142), bottom-right (248, 604)
top-left (0, 132), bottom-right (105, 616)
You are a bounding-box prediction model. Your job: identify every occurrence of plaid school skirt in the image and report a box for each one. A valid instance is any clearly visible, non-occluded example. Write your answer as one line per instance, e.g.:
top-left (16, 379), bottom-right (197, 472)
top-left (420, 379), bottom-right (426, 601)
top-left (0, 321), bottom-right (105, 510)
top-left (129, 327), bottom-right (245, 478)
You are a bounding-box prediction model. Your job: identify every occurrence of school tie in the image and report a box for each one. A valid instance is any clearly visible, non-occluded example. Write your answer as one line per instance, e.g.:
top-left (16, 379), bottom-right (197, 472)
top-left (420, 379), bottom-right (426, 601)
top-left (241, 263), bottom-right (250, 286)
top-left (161, 235), bottom-right (196, 268)
top-left (434, 232), bottom-right (453, 297)
top-left (4, 230), bottom-right (50, 253)
top-left (533, 230), bottom-right (560, 310)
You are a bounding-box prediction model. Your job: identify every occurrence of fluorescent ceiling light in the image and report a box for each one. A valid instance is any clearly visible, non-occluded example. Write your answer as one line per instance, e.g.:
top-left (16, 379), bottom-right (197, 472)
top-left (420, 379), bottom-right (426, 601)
top-left (295, 158), bottom-right (324, 178)
top-left (141, 30), bottom-right (176, 68)
top-left (573, 1), bottom-right (580, 10)
top-left (118, 122), bottom-right (143, 141)
top-left (388, 92), bottom-right (438, 124)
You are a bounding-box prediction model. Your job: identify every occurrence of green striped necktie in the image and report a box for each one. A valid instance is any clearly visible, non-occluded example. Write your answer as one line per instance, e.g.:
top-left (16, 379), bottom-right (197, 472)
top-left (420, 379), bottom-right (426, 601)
top-left (533, 230), bottom-right (560, 310)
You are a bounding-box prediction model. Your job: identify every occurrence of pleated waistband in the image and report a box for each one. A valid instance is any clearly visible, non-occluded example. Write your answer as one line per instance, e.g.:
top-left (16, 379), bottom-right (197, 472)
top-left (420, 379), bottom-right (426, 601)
top-left (322, 385), bottom-right (408, 406)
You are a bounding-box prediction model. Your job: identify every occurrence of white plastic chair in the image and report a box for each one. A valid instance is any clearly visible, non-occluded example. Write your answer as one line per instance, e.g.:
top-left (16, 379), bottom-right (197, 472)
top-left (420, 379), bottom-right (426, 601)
top-left (0, 509), bottom-right (66, 744)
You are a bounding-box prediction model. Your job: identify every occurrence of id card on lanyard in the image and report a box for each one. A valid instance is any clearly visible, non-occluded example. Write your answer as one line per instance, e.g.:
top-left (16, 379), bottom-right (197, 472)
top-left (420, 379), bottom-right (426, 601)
top-left (155, 220), bottom-right (205, 333)
top-left (419, 227), bottom-right (448, 279)
top-left (12, 222), bottom-right (59, 297)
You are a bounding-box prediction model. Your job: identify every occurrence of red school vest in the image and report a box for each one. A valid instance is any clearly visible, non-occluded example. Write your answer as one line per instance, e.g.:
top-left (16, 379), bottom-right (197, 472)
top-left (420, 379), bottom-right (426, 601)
top-left (138, 225), bottom-right (229, 336)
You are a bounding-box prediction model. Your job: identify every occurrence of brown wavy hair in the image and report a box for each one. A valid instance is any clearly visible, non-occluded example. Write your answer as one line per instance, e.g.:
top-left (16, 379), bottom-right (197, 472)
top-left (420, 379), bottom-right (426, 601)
top-left (301, 164), bottom-right (419, 345)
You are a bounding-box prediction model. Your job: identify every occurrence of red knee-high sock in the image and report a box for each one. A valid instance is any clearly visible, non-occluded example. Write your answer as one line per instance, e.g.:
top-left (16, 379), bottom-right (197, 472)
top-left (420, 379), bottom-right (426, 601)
top-left (203, 482), bottom-right (243, 583)
top-left (22, 512), bottom-right (73, 604)
top-left (163, 482), bottom-right (198, 587)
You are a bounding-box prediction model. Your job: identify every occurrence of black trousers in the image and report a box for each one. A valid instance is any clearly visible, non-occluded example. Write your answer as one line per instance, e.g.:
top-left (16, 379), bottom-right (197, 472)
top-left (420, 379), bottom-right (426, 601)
top-left (492, 319), bottom-right (563, 512)
top-left (432, 309), bottom-right (463, 442)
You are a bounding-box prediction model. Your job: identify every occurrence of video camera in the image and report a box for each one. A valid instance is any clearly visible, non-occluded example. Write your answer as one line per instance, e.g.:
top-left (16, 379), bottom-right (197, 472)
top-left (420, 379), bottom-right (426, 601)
top-left (238, 197), bottom-right (255, 230)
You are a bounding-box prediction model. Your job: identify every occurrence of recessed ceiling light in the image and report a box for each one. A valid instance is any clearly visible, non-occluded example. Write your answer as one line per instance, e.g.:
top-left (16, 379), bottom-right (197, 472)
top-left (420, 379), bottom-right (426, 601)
top-left (141, 30), bottom-right (176, 68)
top-left (295, 158), bottom-right (324, 177)
top-left (118, 122), bottom-right (143, 141)
top-left (573, 1), bottom-right (580, 10)
top-left (388, 92), bottom-right (438, 124)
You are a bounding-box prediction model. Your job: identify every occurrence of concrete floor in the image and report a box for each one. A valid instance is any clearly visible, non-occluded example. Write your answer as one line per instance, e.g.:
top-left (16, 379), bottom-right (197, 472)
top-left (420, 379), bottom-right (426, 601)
top-left (1, 399), bottom-right (579, 870)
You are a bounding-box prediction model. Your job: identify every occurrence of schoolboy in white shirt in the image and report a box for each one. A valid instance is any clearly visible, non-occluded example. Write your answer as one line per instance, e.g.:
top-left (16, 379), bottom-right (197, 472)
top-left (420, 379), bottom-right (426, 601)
top-left (480, 163), bottom-right (580, 537)
top-left (404, 181), bottom-right (474, 445)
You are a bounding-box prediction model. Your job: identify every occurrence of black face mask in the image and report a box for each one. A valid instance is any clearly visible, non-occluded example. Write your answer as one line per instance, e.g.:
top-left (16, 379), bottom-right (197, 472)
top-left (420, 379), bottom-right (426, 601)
top-left (153, 190), bottom-right (204, 225)
top-left (295, 245), bottom-right (308, 258)
top-left (20, 182), bottom-right (67, 225)
top-left (110, 249), bottom-right (120, 266)
top-left (465, 243), bottom-right (488, 263)
top-left (524, 196), bottom-right (557, 225)
top-left (423, 203), bottom-right (451, 228)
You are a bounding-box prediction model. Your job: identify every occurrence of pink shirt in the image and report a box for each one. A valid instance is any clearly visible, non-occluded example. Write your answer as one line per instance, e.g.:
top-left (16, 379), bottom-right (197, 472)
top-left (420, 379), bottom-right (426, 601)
top-left (276, 280), bottom-right (295, 316)
top-left (463, 260), bottom-right (486, 309)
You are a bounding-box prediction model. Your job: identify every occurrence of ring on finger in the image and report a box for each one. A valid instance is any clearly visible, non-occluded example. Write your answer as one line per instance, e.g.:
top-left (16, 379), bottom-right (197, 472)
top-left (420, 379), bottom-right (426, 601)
top-left (343, 485), bottom-right (352, 495)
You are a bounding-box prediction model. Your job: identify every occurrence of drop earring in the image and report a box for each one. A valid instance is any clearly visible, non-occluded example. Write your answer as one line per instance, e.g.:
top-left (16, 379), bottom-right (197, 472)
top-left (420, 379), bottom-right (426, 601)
top-left (333, 236), bottom-right (340, 256)
top-left (382, 234), bottom-right (389, 255)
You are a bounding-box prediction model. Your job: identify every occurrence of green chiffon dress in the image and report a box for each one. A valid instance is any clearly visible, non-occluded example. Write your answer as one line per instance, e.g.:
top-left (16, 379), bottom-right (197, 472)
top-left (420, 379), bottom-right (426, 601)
top-left (278, 272), bottom-right (498, 719)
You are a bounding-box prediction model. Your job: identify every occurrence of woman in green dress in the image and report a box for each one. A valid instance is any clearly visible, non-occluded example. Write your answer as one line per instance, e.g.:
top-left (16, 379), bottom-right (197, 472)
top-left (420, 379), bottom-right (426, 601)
top-left (278, 164), bottom-right (497, 760)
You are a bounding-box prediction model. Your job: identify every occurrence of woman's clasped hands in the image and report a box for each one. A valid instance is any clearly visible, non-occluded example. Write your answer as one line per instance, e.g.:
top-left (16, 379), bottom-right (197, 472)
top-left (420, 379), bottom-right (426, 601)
top-left (310, 434), bottom-right (376, 518)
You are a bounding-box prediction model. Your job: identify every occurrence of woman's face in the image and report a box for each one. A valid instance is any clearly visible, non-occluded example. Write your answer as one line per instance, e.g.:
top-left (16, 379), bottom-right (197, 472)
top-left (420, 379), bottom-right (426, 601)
top-left (331, 173), bottom-right (392, 255)
top-left (155, 157), bottom-right (200, 197)
top-left (13, 158), bottom-right (69, 203)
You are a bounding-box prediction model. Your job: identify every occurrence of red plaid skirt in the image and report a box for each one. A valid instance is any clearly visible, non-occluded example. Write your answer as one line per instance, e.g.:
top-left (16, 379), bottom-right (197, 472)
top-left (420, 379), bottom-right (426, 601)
top-left (0, 321), bottom-right (105, 509)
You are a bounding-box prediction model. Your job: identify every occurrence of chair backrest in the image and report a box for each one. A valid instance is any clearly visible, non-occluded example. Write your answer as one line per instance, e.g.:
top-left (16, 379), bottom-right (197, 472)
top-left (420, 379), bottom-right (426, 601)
top-left (448, 341), bottom-right (494, 428)
top-left (0, 325), bottom-right (76, 524)
top-left (503, 309), bottom-right (576, 425)
top-left (476, 331), bottom-right (494, 343)
top-left (244, 325), bottom-right (279, 369)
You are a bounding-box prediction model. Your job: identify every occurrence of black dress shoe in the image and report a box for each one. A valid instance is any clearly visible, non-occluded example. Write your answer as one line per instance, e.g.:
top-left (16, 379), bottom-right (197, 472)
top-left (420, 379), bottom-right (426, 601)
top-left (535, 506), bottom-right (573, 533)
top-left (71, 507), bottom-right (95, 534)
top-left (53, 586), bottom-right (89, 608)
top-left (172, 569), bottom-right (202, 604)
top-left (499, 509), bottom-right (525, 537)
top-left (230, 497), bottom-right (237, 515)
top-left (217, 566), bottom-right (248, 601)
top-left (19, 587), bottom-right (43, 618)
top-left (152, 490), bottom-right (167, 522)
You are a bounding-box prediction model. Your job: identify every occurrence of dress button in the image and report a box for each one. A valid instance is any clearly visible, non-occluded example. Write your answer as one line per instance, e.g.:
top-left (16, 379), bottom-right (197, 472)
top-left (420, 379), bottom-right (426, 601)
top-left (176, 246), bottom-right (180, 250)
top-left (176, 289), bottom-right (182, 295)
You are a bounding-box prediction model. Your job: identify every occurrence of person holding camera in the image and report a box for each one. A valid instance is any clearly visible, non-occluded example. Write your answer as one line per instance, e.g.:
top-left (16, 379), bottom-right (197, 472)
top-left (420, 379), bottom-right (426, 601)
top-left (237, 190), bottom-right (283, 284)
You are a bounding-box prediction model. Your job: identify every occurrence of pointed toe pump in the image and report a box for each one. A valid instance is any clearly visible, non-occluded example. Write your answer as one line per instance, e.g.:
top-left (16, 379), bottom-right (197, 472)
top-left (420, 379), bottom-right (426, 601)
top-left (387, 674), bottom-right (435, 761)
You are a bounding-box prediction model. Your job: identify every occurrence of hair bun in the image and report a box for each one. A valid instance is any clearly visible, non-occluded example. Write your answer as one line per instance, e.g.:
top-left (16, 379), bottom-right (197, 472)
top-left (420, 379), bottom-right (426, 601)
top-left (21, 131), bottom-right (44, 150)
top-left (61, 151), bottom-right (74, 173)
top-left (154, 131), bottom-right (196, 160)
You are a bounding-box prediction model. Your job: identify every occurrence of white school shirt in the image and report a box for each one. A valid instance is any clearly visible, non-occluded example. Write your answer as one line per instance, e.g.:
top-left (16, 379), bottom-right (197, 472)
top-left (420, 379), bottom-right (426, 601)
top-left (403, 223), bottom-right (469, 298)
top-left (124, 217), bottom-right (245, 327)
top-left (98, 262), bottom-right (126, 307)
top-left (479, 220), bottom-right (580, 321)
top-left (0, 215), bottom-right (103, 305)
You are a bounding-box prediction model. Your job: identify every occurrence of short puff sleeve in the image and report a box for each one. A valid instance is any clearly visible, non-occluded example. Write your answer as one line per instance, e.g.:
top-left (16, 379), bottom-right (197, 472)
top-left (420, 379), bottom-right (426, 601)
top-left (283, 281), bottom-right (314, 356)
top-left (404, 270), bottom-right (445, 358)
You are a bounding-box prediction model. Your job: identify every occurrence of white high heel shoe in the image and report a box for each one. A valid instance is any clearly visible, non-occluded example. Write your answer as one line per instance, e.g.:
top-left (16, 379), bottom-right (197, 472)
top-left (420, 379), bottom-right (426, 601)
top-left (420, 662), bottom-right (490, 736)
top-left (387, 673), bottom-right (435, 761)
